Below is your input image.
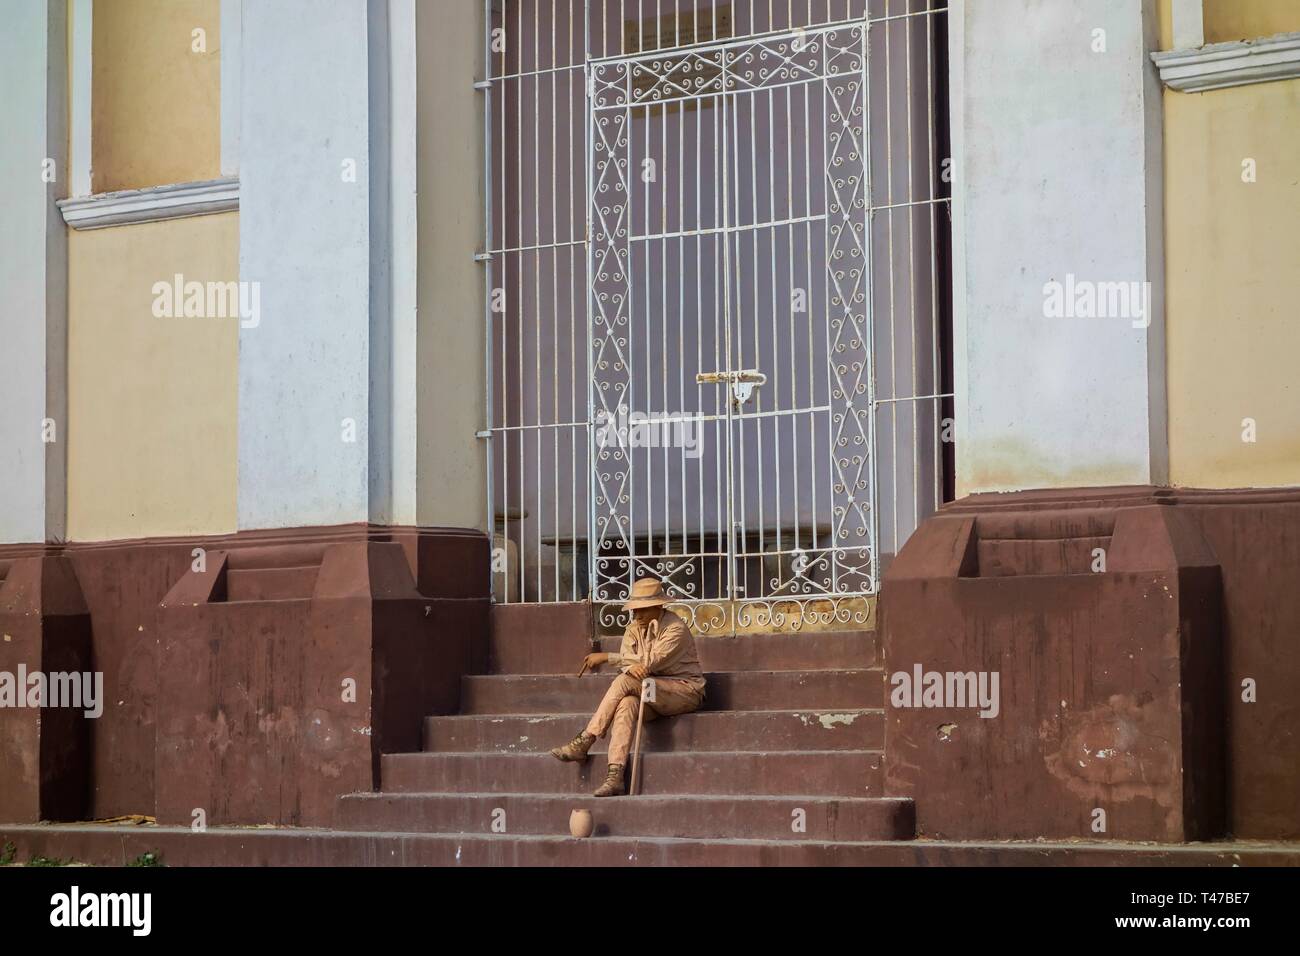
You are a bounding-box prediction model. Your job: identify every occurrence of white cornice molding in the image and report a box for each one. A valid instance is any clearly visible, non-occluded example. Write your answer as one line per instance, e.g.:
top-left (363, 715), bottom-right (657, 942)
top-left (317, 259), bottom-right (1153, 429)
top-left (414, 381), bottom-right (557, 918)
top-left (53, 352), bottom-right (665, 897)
top-left (57, 177), bottom-right (239, 230)
top-left (1152, 31), bottom-right (1300, 92)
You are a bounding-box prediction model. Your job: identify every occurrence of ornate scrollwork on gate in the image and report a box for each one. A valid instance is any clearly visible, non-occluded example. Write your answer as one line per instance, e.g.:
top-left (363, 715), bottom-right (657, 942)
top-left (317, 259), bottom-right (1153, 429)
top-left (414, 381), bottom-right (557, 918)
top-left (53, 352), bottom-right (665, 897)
top-left (590, 60), bottom-right (634, 610)
top-left (590, 22), bottom-right (875, 631)
top-left (822, 25), bottom-right (875, 596)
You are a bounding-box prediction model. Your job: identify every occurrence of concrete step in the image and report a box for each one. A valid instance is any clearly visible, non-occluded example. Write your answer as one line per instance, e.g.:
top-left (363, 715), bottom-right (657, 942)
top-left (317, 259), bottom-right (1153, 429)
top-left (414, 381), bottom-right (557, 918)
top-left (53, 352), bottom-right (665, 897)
top-left (381, 750), bottom-right (885, 797)
top-left (4, 823), bottom-right (1297, 867)
top-left (598, 630), bottom-right (877, 672)
top-left (422, 709), bottom-right (883, 754)
top-left (460, 669), bottom-right (883, 714)
top-left (225, 565), bottom-right (319, 601)
top-left (489, 624), bottom-right (879, 674)
top-left (335, 792), bottom-right (915, 842)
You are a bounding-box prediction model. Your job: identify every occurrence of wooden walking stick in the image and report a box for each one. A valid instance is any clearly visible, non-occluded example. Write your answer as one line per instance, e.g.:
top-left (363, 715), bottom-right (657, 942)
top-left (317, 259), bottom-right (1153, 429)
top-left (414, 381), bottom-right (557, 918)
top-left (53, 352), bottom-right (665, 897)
top-left (629, 678), bottom-right (652, 796)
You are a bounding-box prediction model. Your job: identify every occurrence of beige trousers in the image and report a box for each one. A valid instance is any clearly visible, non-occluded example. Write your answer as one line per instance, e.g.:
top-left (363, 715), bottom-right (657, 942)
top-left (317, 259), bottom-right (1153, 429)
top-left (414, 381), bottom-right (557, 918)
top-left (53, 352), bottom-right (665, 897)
top-left (584, 672), bottom-right (704, 766)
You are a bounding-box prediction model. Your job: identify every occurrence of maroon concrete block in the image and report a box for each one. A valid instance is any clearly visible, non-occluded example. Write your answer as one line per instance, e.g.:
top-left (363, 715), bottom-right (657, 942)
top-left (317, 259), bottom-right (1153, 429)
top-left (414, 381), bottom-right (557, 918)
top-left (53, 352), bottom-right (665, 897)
top-left (0, 555), bottom-right (92, 823)
top-left (1178, 496), bottom-right (1300, 838)
top-left (156, 537), bottom-right (488, 827)
top-left (924, 486), bottom-right (1300, 839)
top-left (883, 502), bottom-right (1225, 843)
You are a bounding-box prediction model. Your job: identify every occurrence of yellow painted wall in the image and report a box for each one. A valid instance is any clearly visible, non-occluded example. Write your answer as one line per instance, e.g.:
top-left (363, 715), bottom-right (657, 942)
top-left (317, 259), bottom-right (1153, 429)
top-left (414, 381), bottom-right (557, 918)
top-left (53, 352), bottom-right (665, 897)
top-left (1157, 0), bottom-right (1173, 51)
top-left (67, 214), bottom-right (238, 540)
top-left (1164, 79), bottom-right (1300, 489)
top-left (1203, 0), bottom-right (1300, 43)
top-left (1158, 2), bottom-right (1300, 52)
top-left (92, 0), bottom-right (220, 192)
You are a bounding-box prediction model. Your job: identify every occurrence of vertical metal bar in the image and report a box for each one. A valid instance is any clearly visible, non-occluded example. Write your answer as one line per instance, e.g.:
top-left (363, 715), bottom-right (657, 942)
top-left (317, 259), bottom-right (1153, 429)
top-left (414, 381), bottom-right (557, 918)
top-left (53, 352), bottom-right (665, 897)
top-left (821, 63), bottom-right (835, 596)
top-left (803, 68), bottom-right (816, 576)
top-left (584, 0), bottom-right (597, 604)
top-left (927, 1), bottom-right (941, 517)
top-left (694, 82), bottom-right (704, 598)
top-left (906, 0), bottom-right (919, 547)
top-left (884, 0), bottom-right (898, 566)
top-left (551, 0), bottom-right (560, 604)
top-left (502, 1), bottom-right (512, 601)
top-left (720, 51), bottom-right (736, 623)
top-left (783, 81), bottom-right (796, 573)
top-left (712, 76), bottom-right (723, 610)
top-left (647, 99), bottom-right (657, 562)
top-left (863, 13), bottom-right (879, 590)
top-left (660, 67), bottom-right (668, 568)
top-left (534, 0), bottom-right (542, 604)
top-left (568, 0), bottom-right (578, 600)
top-left (483, 0), bottom-right (497, 601)
top-left (743, 83), bottom-right (759, 601)
top-left (517, 0), bottom-right (527, 604)
top-left (768, 82), bottom-right (782, 597)
top-left (677, 81), bottom-right (687, 565)
top-left (584, 3), bottom-right (592, 604)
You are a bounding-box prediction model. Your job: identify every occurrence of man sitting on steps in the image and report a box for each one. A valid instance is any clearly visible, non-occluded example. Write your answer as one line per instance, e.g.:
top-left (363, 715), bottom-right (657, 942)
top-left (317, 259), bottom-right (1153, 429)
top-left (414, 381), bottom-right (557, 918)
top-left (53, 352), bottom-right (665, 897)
top-left (549, 577), bottom-right (706, 797)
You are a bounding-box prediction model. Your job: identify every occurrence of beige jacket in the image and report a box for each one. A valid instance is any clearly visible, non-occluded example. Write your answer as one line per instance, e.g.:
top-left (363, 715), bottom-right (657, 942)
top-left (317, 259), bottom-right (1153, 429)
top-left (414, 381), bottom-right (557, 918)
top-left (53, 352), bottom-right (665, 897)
top-left (610, 609), bottom-right (705, 690)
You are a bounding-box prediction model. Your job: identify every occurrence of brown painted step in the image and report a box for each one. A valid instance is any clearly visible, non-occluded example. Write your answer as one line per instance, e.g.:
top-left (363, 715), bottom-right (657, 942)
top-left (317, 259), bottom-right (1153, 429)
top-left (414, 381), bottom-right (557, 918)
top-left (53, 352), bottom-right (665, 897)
top-left (5, 824), bottom-right (1295, 867)
top-left (225, 565), bottom-right (319, 601)
top-left (489, 625), bottom-right (878, 675)
top-left (336, 792), bottom-right (915, 842)
top-left (605, 630), bottom-right (878, 671)
top-left (381, 750), bottom-right (885, 797)
top-left (422, 709), bottom-right (883, 754)
top-left (460, 669), bottom-right (883, 714)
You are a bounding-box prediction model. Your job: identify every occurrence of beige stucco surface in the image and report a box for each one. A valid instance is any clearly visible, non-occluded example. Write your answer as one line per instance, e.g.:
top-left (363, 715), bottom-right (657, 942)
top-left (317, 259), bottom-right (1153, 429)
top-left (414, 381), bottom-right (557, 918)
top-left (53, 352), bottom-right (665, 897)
top-left (1164, 79), bottom-right (1300, 488)
top-left (1203, 0), bottom-right (1300, 44)
top-left (1157, 0), bottom-right (1173, 50)
top-left (415, 0), bottom-right (487, 530)
top-left (1158, 2), bottom-right (1300, 51)
top-left (92, 0), bottom-right (221, 192)
top-left (67, 213), bottom-right (238, 540)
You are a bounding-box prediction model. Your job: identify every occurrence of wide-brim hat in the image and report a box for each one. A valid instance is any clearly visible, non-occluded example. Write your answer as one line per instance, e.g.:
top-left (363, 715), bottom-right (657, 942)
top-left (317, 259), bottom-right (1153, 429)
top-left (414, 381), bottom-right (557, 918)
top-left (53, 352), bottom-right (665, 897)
top-left (623, 577), bottom-right (671, 611)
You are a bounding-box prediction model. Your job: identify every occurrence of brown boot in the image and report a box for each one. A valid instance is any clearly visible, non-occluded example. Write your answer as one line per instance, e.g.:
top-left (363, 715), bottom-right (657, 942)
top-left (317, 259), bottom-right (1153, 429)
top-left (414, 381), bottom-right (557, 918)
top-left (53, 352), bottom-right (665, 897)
top-left (593, 763), bottom-right (626, 797)
top-left (549, 731), bottom-right (596, 763)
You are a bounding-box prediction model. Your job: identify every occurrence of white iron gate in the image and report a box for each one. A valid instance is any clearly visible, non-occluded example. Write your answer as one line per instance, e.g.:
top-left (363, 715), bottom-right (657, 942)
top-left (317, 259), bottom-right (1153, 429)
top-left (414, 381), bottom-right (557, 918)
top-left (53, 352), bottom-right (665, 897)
top-left (484, 1), bottom-right (951, 634)
top-left (589, 23), bottom-right (874, 632)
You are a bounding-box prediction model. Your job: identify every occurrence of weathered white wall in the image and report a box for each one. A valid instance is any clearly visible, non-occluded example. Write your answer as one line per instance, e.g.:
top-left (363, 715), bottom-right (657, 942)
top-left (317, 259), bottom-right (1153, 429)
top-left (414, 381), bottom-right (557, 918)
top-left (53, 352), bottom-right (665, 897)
top-left (238, 0), bottom-right (374, 529)
top-left (367, 0), bottom-right (420, 527)
top-left (949, 0), bottom-right (1167, 495)
top-left (238, 0), bottom-right (483, 533)
top-left (0, 0), bottom-right (66, 544)
top-left (414, 0), bottom-right (487, 531)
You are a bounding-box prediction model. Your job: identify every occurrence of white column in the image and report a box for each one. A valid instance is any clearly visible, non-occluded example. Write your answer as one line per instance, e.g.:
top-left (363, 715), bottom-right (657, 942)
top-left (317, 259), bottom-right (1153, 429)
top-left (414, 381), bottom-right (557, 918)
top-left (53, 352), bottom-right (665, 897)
top-left (949, 0), bottom-right (1167, 495)
top-left (0, 0), bottom-right (67, 543)
top-left (413, 0), bottom-right (487, 530)
top-left (238, 0), bottom-right (375, 529)
top-left (366, 0), bottom-right (420, 526)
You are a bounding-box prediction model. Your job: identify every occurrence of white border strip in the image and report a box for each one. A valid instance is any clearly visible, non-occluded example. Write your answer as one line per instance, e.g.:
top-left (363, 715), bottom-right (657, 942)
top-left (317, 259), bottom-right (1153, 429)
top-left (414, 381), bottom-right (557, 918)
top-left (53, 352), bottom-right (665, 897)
top-left (1153, 31), bottom-right (1300, 92)
top-left (70, 0), bottom-right (93, 196)
top-left (57, 177), bottom-right (239, 230)
top-left (220, 0), bottom-right (242, 176)
top-left (1170, 0), bottom-right (1204, 51)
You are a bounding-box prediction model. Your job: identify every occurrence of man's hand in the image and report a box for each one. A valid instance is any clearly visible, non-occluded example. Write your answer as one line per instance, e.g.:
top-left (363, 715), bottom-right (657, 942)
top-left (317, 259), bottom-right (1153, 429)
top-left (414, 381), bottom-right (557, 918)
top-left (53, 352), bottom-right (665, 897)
top-left (577, 652), bottom-right (609, 677)
top-left (625, 663), bottom-right (649, 682)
